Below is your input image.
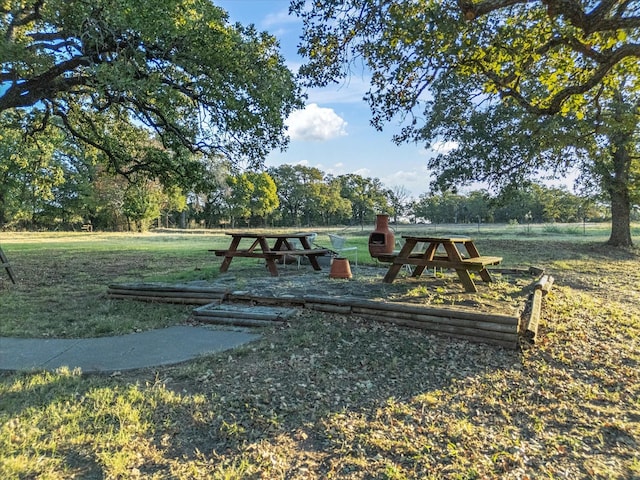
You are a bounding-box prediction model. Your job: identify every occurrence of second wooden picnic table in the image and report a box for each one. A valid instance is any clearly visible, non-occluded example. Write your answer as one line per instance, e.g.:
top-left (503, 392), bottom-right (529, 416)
top-left (212, 232), bottom-right (330, 276)
top-left (374, 236), bottom-right (502, 292)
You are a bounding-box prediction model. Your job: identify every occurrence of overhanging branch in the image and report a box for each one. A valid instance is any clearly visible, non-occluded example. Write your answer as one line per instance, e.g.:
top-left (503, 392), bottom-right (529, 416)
top-left (484, 42), bottom-right (640, 114)
top-left (459, 0), bottom-right (640, 33)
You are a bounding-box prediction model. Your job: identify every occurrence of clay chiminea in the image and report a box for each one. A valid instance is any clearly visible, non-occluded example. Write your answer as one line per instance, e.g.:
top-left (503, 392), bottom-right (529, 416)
top-left (368, 214), bottom-right (395, 257)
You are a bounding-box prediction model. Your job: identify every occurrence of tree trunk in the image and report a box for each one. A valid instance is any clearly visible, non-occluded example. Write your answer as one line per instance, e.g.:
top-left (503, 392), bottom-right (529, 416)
top-left (606, 136), bottom-right (633, 247)
top-left (0, 193), bottom-right (6, 228)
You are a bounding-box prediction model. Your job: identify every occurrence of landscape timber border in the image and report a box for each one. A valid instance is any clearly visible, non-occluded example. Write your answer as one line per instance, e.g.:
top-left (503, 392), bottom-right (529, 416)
top-left (108, 271), bottom-right (553, 350)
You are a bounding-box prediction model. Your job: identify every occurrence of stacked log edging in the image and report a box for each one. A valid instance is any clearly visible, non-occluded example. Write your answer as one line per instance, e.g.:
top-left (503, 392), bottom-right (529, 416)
top-left (521, 274), bottom-right (555, 345)
top-left (107, 283), bottom-right (229, 305)
top-left (192, 304), bottom-right (298, 327)
top-left (220, 292), bottom-right (521, 349)
top-left (107, 276), bottom-right (555, 350)
top-left (305, 295), bottom-right (520, 349)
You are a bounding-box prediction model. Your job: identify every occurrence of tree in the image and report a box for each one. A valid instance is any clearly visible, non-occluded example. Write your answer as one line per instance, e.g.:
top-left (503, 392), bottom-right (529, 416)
top-left (465, 190), bottom-right (493, 223)
top-left (387, 185), bottom-right (412, 224)
top-left (222, 171), bottom-right (279, 227)
top-left (1, 0), bottom-right (303, 189)
top-left (425, 71), bottom-right (638, 244)
top-left (293, 0), bottom-right (640, 246)
top-left (224, 174), bottom-right (253, 228)
top-left (158, 186), bottom-right (187, 229)
top-left (269, 164), bottom-right (325, 226)
top-left (337, 174), bottom-right (390, 227)
top-left (245, 172), bottom-right (279, 226)
top-left (414, 191), bottom-right (466, 224)
top-left (90, 166), bottom-right (129, 230)
top-left (122, 181), bottom-right (162, 232)
top-left (0, 111), bottom-right (65, 227)
top-left (317, 178), bottom-right (353, 225)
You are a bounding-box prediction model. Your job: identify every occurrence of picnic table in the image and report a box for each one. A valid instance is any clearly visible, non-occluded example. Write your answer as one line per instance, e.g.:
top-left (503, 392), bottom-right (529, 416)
top-left (374, 236), bottom-right (502, 292)
top-left (212, 232), bottom-right (330, 277)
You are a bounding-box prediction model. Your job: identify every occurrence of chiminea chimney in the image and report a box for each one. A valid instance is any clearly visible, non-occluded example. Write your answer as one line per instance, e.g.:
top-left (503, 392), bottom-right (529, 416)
top-left (368, 214), bottom-right (395, 257)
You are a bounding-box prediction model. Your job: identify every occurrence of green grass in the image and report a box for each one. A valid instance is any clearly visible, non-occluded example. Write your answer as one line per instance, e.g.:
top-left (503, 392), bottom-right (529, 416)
top-left (0, 232), bottom-right (234, 338)
top-left (0, 226), bottom-right (637, 337)
top-left (1, 227), bottom-right (639, 479)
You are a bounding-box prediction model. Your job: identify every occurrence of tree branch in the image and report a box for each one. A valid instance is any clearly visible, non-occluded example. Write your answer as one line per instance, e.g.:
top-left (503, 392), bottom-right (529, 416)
top-left (0, 55), bottom-right (95, 110)
top-left (458, 0), bottom-right (533, 20)
top-left (5, 0), bottom-right (44, 40)
top-left (491, 42), bottom-right (640, 114)
top-left (460, 0), bottom-right (640, 33)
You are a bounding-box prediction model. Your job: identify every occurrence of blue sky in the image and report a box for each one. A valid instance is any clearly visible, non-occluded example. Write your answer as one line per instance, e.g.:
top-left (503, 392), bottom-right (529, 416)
top-left (216, 0), bottom-right (448, 199)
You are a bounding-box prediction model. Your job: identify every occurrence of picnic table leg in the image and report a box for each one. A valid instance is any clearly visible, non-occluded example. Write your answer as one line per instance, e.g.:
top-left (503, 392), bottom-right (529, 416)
top-left (265, 258), bottom-right (279, 276)
top-left (443, 241), bottom-right (478, 293)
top-left (455, 269), bottom-right (478, 292)
top-left (259, 237), bottom-right (272, 252)
top-left (462, 241), bottom-right (494, 283)
top-left (0, 247), bottom-right (16, 284)
top-left (219, 237), bottom-right (242, 273)
top-left (412, 242), bottom-right (438, 278)
top-left (478, 269), bottom-right (494, 282)
top-left (382, 240), bottom-right (416, 283)
top-left (307, 255), bottom-right (322, 270)
top-left (382, 263), bottom-right (405, 283)
top-left (298, 237), bottom-right (323, 271)
top-left (258, 237), bottom-right (282, 275)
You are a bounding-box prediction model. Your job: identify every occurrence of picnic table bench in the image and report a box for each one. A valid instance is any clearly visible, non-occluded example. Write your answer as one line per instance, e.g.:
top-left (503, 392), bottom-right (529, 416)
top-left (374, 236), bottom-right (502, 292)
top-left (212, 232), bottom-right (330, 277)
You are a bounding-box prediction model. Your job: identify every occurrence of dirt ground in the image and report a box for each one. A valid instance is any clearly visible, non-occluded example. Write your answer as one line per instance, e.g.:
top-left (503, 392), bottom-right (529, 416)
top-left (210, 260), bottom-right (537, 318)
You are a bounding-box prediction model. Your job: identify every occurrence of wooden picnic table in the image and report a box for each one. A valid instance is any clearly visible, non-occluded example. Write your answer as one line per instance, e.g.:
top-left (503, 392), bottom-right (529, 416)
top-left (212, 232), bottom-right (330, 277)
top-left (374, 236), bottom-right (502, 292)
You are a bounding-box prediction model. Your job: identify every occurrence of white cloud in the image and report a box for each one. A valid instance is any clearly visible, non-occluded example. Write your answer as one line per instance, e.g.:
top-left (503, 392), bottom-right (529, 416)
top-left (286, 103), bottom-right (348, 141)
top-left (379, 166), bottom-right (433, 198)
top-left (385, 169), bottom-right (423, 184)
top-left (431, 140), bottom-right (458, 154)
top-left (353, 167), bottom-right (372, 177)
top-left (262, 9), bottom-right (299, 27)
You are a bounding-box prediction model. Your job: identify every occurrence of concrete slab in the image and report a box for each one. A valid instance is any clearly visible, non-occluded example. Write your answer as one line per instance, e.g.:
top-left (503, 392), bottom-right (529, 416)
top-left (0, 326), bottom-right (261, 373)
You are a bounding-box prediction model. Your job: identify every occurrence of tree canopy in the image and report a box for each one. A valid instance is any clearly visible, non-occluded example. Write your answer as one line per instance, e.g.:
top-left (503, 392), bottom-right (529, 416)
top-left (1, 0), bottom-right (303, 189)
top-left (294, 0), bottom-right (639, 115)
top-left (292, 0), bottom-right (640, 245)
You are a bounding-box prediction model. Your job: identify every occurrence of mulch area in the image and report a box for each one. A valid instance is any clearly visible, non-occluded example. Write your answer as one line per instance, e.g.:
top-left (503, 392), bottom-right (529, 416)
top-left (210, 262), bottom-right (539, 318)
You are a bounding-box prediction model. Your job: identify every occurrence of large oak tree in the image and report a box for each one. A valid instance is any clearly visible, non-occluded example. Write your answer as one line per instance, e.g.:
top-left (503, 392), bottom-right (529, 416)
top-left (1, 0), bottom-right (303, 190)
top-left (292, 0), bottom-right (639, 246)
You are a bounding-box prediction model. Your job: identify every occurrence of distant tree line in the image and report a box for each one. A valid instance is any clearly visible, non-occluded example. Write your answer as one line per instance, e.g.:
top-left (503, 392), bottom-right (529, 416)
top-left (0, 154), bottom-right (615, 231)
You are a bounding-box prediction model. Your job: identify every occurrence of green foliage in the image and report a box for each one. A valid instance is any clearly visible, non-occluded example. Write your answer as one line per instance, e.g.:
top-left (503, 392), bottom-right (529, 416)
top-left (1, 0), bottom-right (303, 189)
top-left (122, 182), bottom-right (162, 232)
top-left (0, 112), bottom-right (66, 227)
top-left (268, 164), bottom-right (354, 226)
top-left (292, 0), bottom-right (640, 245)
top-left (245, 171), bottom-right (279, 223)
top-left (222, 171), bottom-right (279, 227)
top-left (414, 184), bottom-right (604, 225)
top-left (269, 164), bottom-right (324, 226)
top-left (337, 174), bottom-right (391, 226)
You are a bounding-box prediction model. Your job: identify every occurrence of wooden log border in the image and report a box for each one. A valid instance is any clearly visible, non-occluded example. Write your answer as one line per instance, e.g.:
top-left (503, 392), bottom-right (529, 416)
top-left (521, 274), bottom-right (555, 344)
top-left (106, 276), bottom-right (557, 349)
top-left (107, 283), bottom-right (229, 305)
